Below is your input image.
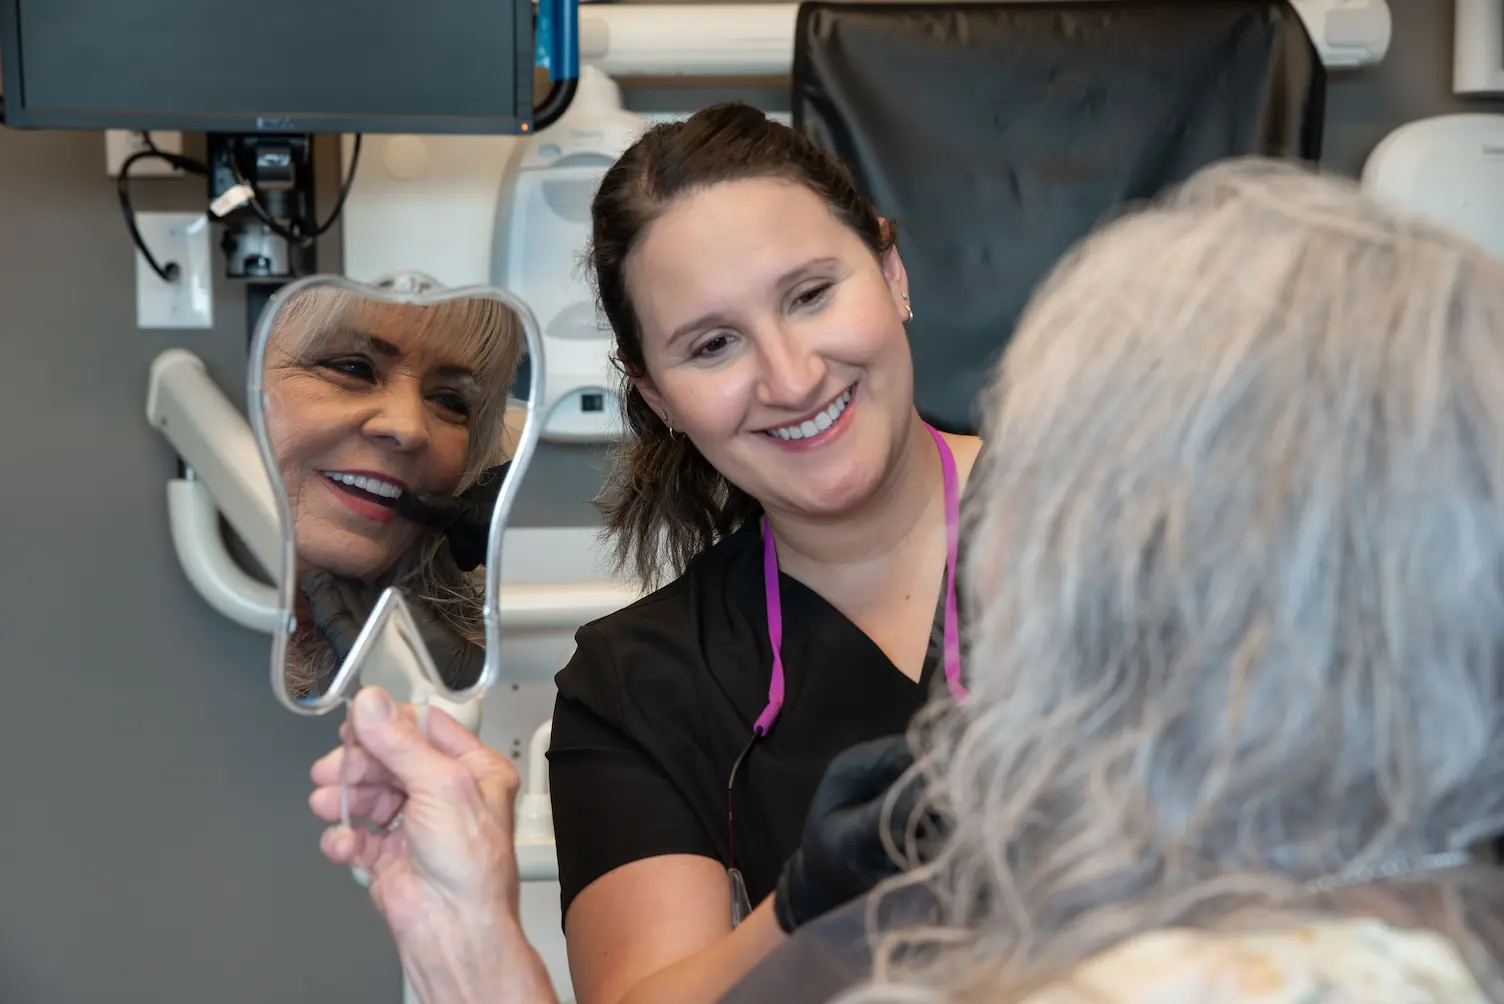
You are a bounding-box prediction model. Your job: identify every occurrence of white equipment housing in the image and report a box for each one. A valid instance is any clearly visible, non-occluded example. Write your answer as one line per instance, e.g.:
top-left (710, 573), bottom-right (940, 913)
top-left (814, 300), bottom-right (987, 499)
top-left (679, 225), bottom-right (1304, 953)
top-left (491, 66), bottom-right (648, 443)
top-left (1455, 0), bottom-right (1504, 95)
top-left (570, 1), bottom-right (1392, 76)
top-left (1284, 0), bottom-right (1392, 68)
top-left (1361, 0), bottom-right (1504, 258)
top-left (1362, 114), bottom-right (1504, 259)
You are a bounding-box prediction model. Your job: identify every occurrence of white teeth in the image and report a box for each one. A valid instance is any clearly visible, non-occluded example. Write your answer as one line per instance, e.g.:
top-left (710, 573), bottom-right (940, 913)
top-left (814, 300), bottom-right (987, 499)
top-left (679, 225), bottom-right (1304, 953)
top-left (767, 387), bottom-right (853, 441)
top-left (322, 471), bottom-right (404, 498)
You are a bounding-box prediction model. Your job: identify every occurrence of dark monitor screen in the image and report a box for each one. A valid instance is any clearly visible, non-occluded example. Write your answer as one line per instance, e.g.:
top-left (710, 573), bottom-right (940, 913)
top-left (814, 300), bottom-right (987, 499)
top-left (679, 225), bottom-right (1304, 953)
top-left (0, 0), bottom-right (535, 134)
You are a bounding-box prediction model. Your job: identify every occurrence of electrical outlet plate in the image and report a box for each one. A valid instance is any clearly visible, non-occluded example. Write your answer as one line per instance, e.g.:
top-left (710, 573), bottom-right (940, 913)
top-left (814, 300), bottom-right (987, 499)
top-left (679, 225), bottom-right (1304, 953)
top-left (106, 130), bottom-right (185, 178)
top-left (134, 212), bottom-right (214, 330)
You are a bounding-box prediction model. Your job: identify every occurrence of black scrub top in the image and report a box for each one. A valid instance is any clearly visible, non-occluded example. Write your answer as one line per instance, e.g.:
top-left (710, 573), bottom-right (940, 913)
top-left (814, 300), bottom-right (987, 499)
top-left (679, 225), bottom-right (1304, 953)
top-left (547, 518), bottom-right (951, 921)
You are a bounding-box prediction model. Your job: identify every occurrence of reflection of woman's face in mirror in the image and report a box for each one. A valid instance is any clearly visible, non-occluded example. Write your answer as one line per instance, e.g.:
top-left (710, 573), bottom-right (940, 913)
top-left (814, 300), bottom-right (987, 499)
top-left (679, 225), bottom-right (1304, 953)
top-left (262, 291), bottom-right (506, 583)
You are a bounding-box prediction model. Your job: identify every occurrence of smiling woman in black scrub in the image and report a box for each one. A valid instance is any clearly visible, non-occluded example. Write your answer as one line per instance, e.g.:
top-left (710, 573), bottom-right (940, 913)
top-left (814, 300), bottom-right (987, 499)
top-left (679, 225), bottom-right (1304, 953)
top-left (545, 103), bottom-right (983, 1004)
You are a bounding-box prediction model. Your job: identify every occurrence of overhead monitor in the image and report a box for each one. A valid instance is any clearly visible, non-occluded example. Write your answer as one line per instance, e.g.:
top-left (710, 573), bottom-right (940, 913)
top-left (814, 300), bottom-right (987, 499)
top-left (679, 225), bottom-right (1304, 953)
top-left (0, 0), bottom-right (536, 134)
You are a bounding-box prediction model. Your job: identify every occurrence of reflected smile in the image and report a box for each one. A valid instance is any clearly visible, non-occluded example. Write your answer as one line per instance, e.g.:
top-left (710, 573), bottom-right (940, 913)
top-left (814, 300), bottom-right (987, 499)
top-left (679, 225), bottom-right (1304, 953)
top-left (762, 385), bottom-right (855, 442)
top-left (320, 470), bottom-right (407, 499)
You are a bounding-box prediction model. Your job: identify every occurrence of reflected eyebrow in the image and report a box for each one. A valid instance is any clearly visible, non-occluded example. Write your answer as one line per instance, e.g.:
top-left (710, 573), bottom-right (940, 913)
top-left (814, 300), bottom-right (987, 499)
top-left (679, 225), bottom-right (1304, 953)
top-left (325, 329), bottom-right (477, 382)
top-left (664, 256), bottom-right (842, 349)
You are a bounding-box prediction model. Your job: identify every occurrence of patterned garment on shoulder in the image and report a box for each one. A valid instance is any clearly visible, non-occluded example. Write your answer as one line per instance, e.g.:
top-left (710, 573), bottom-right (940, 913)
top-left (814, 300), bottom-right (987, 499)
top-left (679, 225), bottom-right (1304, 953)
top-left (1025, 918), bottom-right (1486, 1004)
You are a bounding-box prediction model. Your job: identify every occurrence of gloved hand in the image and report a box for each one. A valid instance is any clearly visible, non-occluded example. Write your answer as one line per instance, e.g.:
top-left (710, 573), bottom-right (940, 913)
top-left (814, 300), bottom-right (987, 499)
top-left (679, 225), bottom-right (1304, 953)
top-left (301, 569), bottom-right (486, 691)
top-left (388, 462), bottom-right (512, 572)
top-left (772, 734), bottom-right (943, 934)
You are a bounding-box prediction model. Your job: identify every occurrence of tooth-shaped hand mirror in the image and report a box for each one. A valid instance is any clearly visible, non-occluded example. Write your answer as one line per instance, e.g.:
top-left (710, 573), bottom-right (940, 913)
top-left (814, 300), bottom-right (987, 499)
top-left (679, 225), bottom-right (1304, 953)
top-left (248, 271), bottom-right (543, 717)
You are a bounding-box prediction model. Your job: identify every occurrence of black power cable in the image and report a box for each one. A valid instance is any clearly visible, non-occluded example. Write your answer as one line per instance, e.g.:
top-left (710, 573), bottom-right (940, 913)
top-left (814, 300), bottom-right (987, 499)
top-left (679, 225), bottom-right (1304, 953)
top-left (116, 135), bottom-right (209, 282)
top-left (118, 131), bottom-right (363, 283)
top-left (534, 77), bottom-right (579, 132)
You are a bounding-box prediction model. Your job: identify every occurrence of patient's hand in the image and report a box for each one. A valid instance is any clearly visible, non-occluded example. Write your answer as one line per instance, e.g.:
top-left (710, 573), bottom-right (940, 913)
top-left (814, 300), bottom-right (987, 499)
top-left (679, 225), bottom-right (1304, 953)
top-left (309, 686), bottom-right (556, 1004)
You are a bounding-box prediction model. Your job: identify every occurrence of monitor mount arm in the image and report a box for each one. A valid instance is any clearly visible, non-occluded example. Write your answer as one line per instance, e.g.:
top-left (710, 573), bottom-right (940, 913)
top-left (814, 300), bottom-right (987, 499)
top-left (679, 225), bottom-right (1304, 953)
top-left (207, 134), bottom-right (320, 282)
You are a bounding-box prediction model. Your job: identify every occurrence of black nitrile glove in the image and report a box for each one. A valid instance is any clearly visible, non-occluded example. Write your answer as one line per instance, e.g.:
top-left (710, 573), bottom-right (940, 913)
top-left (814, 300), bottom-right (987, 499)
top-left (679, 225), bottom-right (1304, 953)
top-left (389, 463), bottom-right (512, 572)
top-left (772, 734), bottom-right (942, 934)
top-left (300, 569), bottom-right (485, 691)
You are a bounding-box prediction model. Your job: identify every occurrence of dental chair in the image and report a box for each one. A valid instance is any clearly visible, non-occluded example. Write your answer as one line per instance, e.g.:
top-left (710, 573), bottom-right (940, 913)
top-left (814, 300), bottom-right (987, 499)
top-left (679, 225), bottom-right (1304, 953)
top-left (792, 0), bottom-right (1326, 433)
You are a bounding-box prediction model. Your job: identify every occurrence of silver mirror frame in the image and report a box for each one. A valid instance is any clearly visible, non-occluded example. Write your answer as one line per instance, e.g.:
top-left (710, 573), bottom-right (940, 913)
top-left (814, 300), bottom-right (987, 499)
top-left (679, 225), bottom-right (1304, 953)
top-left (246, 273), bottom-right (546, 717)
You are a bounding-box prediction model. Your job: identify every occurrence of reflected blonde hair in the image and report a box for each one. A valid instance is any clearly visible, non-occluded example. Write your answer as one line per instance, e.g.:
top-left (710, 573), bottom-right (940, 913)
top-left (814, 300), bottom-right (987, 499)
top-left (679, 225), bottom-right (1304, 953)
top-left (265, 286), bottom-right (525, 694)
top-left (844, 159), bottom-right (1504, 1003)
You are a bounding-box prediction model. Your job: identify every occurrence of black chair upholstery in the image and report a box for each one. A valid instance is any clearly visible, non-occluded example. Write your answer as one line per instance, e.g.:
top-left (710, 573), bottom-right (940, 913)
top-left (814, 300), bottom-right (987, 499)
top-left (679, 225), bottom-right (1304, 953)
top-left (793, 0), bottom-right (1325, 434)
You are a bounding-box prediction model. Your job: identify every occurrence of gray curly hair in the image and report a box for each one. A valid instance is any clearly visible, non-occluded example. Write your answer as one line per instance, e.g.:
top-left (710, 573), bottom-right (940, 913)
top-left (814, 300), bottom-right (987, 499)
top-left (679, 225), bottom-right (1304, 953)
top-left (845, 157), bottom-right (1504, 1004)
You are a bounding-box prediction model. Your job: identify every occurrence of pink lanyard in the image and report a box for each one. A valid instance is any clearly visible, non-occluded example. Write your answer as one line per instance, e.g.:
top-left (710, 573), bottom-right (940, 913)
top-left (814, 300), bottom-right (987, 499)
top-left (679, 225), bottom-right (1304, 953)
top-left (752, 423), bottom-right (967, 737)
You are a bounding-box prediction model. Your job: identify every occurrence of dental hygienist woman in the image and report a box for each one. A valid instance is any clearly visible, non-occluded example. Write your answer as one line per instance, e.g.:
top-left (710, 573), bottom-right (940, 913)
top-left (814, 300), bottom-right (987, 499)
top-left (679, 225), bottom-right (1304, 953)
top-left (543, 102), bottom-right (982, 1004)
top-left (309, 101), bottom-right (981, 1004)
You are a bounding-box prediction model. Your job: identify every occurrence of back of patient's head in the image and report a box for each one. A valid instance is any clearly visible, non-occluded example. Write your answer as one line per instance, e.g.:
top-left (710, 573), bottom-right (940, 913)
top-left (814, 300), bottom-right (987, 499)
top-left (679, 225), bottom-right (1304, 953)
top-left (856, 158), bottom-right (1504, 1001)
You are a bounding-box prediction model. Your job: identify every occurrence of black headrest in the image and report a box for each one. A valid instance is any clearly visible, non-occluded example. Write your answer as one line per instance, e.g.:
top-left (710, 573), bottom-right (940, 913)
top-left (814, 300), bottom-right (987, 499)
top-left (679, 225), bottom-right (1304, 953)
top-left (793, 0), bottom-right (1325, 434)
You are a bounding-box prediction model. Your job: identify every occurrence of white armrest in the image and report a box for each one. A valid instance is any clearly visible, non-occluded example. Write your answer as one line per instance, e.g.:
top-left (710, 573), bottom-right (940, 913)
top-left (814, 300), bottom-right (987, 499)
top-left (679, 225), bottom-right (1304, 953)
top-left (516, 718), bottom-right (558, 882)
top-left (148, 349), bottom-right (281, 578)
top-left (166, 476), bottom-right (281, 633)
top-left (516, 843), bottom-right (560, 883)
top-left (495, 581), bottom-right (643, 630)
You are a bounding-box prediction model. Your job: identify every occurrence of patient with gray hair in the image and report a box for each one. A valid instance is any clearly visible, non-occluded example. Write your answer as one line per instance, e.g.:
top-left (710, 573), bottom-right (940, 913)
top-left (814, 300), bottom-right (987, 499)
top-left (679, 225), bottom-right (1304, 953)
top-left (717, 157), bottom-right (1504, 1004)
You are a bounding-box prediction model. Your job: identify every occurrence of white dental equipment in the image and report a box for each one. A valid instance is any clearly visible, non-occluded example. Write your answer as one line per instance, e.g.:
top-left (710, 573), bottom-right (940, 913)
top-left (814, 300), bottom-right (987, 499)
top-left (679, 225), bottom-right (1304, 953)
top-left (516, 718), bottom-right (558, 881)
top-left (1361, 0), bottom-right (1504, 257)
top-left (491, 65), bottom-right (648, 443)
top-left (1362, 115), bottom-right (1504, 259)
top-left (1455, 0), bottom-right (1504, 95)
top-left (147, 349), bottom-right (283, 631)
top-left (570, 1), bottom-right (1391, 75)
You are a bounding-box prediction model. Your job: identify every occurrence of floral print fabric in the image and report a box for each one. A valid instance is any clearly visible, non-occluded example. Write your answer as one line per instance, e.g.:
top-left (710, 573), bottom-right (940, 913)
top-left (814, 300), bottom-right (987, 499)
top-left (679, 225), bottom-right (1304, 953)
top-left (1029, 919), bottom-right (1486, 1004)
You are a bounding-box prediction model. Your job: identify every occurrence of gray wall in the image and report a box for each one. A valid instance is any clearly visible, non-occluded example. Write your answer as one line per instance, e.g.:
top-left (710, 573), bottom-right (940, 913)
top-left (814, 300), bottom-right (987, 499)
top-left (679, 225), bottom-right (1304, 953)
top-left (0, 1), bottom-right (1499, 1001)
